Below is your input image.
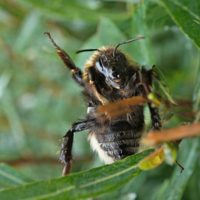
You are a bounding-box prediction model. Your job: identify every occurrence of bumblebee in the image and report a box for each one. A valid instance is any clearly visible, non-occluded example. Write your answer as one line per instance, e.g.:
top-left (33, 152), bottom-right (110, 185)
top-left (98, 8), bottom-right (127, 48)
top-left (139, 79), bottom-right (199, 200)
top-left (45, 32), bottom-right (161, 176)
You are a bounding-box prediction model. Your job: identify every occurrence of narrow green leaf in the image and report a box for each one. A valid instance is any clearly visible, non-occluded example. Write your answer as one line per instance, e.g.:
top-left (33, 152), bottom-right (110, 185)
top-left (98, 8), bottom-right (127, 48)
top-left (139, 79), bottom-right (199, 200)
top-left (152, 65), bottom-right (176, 105)
top-left (193, 59), bottom-right (200, 115)
top-left (0, 70), bottom-right (12, 100)
top-left (130, 1), bottom-right (156, 66)
top-left (154, 138), bottom-right (200, 200)
top-left (14, 11), bottom-right (41, 53)
top-left (15, 0), bottom-right (127, 22)
top-left (138, 146), bottom-right (165, 170)
top-left (152, 65), bottom-right (171, 94)
top-left (168, 105), bottom-right (195, 120)
top-left (0, 163), bottom-right (32, 187)
top-left (0, 149), bottom-right (153, 200)
top-left (163, 112), bottom-right (174, 123)
top-left (160, 0), bottom-right (200, 49)
top-left (129, 2), bottom-right (175, 112)
top-left (98, 17), bottom-right (127, 47)
top-left (103, 0), bottom-right (140, 2)
top-left (2, 91), bottom-right (32, 157)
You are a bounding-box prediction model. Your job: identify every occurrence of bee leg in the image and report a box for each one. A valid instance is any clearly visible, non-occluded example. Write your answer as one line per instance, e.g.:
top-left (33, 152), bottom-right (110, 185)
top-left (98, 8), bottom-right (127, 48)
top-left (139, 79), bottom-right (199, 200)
top-left (61, 130), bottom-right (74, 176)
top-left (148, 103), bottom-right (162, 130)
top-left (45, 31), bottom-right (84, 87)
top-left (57, 49), bottom-right (84, 86)
top-left (137, 83), bottom-right (161, 130)
top-left (61, 120), bottom-right (95, 176)
top-left (87, 67), bottom-right (108, 105)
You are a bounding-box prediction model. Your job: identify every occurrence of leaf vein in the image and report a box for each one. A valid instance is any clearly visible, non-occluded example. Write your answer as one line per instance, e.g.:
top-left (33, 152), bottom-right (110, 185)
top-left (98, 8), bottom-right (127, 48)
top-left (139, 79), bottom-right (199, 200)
top-left (0, 169), bottom-right (27, 185)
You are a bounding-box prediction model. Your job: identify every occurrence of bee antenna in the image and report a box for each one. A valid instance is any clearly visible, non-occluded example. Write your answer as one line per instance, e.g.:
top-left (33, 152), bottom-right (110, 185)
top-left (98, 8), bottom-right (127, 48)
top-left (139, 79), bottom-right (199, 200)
top-left (113, 37), bottom-right (145, 57)
top-left (76, 49), bottom-right (108, 61)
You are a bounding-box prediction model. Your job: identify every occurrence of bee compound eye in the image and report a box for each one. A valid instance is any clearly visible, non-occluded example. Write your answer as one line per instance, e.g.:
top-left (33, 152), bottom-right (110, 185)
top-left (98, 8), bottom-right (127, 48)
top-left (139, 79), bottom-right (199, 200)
top-left (112, 70), bottom-right (120, 78)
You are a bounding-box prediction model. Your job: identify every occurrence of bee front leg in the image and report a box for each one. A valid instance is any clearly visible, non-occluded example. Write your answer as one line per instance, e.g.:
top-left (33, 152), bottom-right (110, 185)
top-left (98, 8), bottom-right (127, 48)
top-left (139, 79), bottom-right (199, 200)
top-left (57, 50), bottom-right (84, 87)
top-left (45, 31), bottom-right (84, 87)
top-left (61, 120), bottom-right (95, 176)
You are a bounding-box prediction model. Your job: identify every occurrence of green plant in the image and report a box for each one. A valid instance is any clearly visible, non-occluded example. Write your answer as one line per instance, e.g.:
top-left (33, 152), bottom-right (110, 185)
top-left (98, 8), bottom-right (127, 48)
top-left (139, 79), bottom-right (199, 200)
top-left (0, 0), bottom-right (199, 199)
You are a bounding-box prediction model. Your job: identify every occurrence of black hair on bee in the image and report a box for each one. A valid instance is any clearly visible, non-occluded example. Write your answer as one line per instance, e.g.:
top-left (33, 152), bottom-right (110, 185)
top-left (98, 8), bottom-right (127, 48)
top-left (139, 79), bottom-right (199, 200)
top-left (45, 32), bottom-right (161, 176)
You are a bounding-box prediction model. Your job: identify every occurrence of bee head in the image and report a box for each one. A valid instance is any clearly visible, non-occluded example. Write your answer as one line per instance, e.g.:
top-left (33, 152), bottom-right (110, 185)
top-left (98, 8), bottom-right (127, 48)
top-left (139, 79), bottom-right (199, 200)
top-left (94, 49), bottom-right (128, 89)
top-left (77, 37), bottom-right (145, 89)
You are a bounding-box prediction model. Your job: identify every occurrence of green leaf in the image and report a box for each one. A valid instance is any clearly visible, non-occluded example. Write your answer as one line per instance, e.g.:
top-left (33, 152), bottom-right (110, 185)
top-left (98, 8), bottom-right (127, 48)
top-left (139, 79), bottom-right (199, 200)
top-left (128, 2), bottom-right (175, 112)
top-left (0, 149), bottom-right (153, 200)
top-left (152, 65), bottom-right (171, 94)
top-left (152, 65), bottom-right (176, 105)
top-left (138, 146), bottom-right (165, 170)
top-left (0, 163), bottom-right (32, 187)
top-left (98, 17), bottom-right (127, 47)
top-left (130, 1), bottom-right (156, 66)
top-left (167, 105), bottom-right (195, 120)
top-left (154, 138), bottom-right (200, 200)
top-left (193, 55), bottom-right (200, 115)
top-left (15, 0), bottom-right (127, 23)
top-left (14, 11), bottom-right (41, 53)
top-left (160, 0), bottom-right (200, 49)
top-left (103, 0), bottom-right (140, 2)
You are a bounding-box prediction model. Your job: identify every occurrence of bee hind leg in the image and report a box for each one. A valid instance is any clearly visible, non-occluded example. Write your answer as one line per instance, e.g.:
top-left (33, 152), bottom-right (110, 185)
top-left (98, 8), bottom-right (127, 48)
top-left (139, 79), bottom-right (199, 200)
top-left (61, 120), bottom-right (95, 176)
top-left (148, 103), bottom-right (162, 130)
top-left (61, 130), bottom-right (74, 176)
top-left (137, 83), bottom-right (161, 130)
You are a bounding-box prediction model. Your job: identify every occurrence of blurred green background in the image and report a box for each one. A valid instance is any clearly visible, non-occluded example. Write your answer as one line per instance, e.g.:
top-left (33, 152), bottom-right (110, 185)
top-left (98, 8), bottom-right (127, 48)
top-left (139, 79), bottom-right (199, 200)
top-left (0, 0), bottom-right (199, 199)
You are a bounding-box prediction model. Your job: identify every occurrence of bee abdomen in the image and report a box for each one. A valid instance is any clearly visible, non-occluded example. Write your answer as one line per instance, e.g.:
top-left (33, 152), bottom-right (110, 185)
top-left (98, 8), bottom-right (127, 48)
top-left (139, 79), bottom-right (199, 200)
top-left (99, 135), bottom-right (141, 161)
top-left (88, 123), bottom-right (144, 164)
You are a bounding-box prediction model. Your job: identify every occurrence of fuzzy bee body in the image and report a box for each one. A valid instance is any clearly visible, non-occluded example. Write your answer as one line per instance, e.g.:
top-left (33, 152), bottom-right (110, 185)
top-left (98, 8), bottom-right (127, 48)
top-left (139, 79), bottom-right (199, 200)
top-left (45, 32), bottom-right (161, 176)
top-left (83, 47), bottom-right (145, 164)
